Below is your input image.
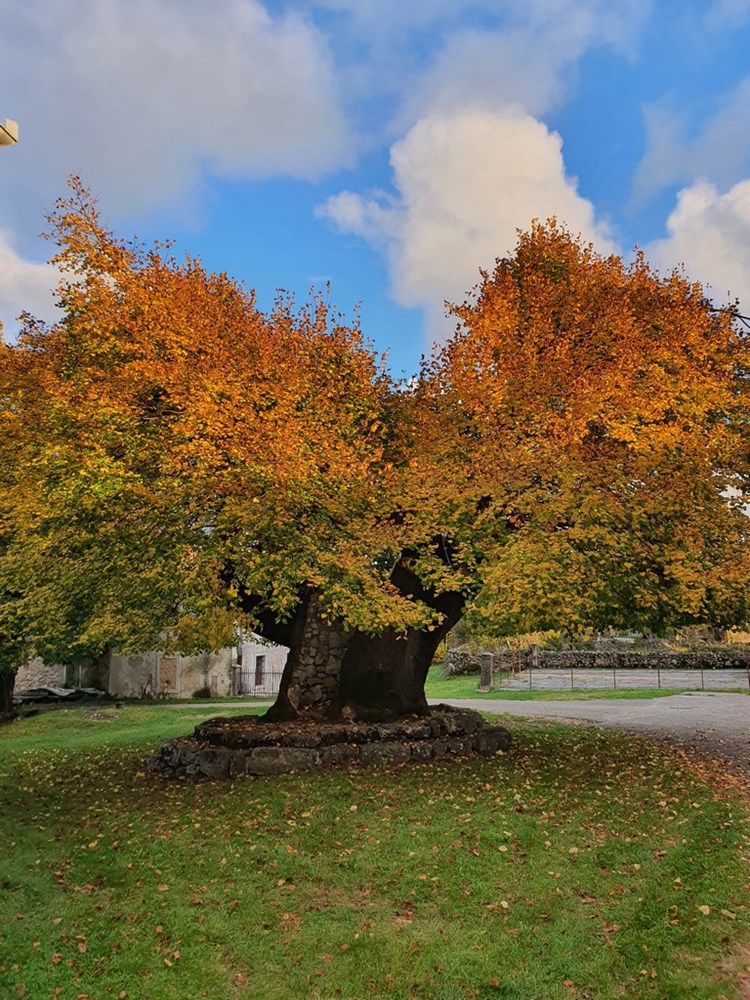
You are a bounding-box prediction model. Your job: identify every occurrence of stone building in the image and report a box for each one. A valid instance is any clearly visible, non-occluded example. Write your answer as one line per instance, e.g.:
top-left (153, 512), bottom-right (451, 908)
top-left (15, 635), bottom-right (289, 700)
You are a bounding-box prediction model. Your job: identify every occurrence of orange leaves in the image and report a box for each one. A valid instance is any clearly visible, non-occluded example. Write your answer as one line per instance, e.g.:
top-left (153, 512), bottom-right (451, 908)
top-left (434, 221), bottom-right (741, 467)
top-left (3, 177), bottom-right (411, 652)
top-left (418, 221), bottom-right (750, 636)
top-left (6, 192), bottom-right (750, 665)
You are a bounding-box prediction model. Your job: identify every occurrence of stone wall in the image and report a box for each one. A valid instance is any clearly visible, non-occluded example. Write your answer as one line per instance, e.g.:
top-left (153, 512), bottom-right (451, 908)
top-left (15, 657), bottom-right (65, 689)
top-left (446, 646), bottom-right (750, 675)
top-left (146, 707), bottom-right (512, 780)
top-left (285, 597), bottom-right (350, 711)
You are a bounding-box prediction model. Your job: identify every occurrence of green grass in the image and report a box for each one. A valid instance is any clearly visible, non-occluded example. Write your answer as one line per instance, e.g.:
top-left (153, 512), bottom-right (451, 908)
top-left (1, 707), bottom-right (748, 1000)
top-left (117, 695), bottom-right (273, 706)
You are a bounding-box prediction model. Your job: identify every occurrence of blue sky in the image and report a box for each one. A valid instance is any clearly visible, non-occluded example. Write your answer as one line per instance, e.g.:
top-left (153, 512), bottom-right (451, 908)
top-left (2, 0), bottom-right (750, 376)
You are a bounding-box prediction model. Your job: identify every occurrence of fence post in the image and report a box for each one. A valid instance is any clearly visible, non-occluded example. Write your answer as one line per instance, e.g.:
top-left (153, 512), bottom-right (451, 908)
top-left (478, 653), bottom-right (493, 693)
top-left (529, 645), bottom-right (537, 690)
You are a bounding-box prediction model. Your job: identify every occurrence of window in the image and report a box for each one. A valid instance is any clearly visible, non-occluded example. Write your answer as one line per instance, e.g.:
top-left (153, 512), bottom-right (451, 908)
top-left (158, 656), bottom-right (178, 692)
top-left (254, 654), bottom-right (266, 687)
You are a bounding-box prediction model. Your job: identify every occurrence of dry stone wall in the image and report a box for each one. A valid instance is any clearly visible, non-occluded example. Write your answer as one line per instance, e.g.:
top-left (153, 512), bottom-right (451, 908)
top-left (446, 646), bottom-right (750, 675)
top-left (146, 707), bottom-right (512, 780)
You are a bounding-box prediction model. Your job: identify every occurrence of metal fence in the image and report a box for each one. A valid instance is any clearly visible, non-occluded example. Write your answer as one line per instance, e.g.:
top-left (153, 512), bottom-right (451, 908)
top-left (236, 667), bottom-right (284, 698)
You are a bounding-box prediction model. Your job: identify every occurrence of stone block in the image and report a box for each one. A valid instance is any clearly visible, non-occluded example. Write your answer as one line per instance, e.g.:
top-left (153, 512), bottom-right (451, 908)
top-left (399, 720), bottom-right (433, 740)
top-left (359, 741), bottom-right (412, 766)
top-left (229, 751), bottom-right (250, 778)
top-left (195, 748), bottom-right (231, 779)
top-left (474, 726), bottom-right (512, 755)
top-left (246, 747), bottom-right (319, 776)
top-left (320, 744), bottom-right (359, 767)
top-left (453, 709), bottom-right (482, 734)
top-left (286, 732), bottom-right (323, 748)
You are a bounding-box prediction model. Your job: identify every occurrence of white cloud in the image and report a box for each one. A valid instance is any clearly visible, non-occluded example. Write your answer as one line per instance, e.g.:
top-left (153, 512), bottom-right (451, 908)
top-left (645, 179), bottom-right (750, 306)
top-left (0, 0), bottom-right (351, 228)
top-left (309, 0), bottom-right (647, 48)
top-left (0, 234), bottom-right (60, 342)
top-left (300, 0), bottom-right (649, 129)
top-left (319, 109), bottom-right (614, 341)
top-left (634, 78), bottom-right (750, 204)
top-left (396, 2), bottom-right (648, 126)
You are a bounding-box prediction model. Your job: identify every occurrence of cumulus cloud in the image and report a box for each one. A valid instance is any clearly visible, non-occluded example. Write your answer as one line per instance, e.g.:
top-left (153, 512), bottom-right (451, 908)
top-left (634, 78), bottom-right (750, 204)
top-left (0, 0), bottom-right (351, 229)
top-left (0, 0), bottom-right (352, 336)
top-left (645, 179), bottom-right (750, 306)
top-left (319, 109), bottom-right (614, 341)
top-left (0, 234), bottom-right (60, 341)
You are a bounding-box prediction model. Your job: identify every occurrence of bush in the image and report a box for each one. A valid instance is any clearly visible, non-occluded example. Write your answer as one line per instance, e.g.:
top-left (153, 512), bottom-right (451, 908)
top-left (192, 686), bottom-right (212, 699)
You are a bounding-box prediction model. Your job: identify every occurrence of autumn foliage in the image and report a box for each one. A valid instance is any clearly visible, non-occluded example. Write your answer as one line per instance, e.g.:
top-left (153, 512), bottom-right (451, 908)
top-left (1, 181), bottom-right (749, 717)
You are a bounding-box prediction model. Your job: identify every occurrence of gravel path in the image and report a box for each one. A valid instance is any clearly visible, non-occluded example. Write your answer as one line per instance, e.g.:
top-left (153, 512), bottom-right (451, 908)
top-left (431, 693), bottom-right (750, 780)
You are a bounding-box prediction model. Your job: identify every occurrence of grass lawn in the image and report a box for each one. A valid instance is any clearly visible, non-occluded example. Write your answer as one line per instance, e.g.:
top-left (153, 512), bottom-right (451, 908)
top-left (1, 707), bottom-right (748, 999)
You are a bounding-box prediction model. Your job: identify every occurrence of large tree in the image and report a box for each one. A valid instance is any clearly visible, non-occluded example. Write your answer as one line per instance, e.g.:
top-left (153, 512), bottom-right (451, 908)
top-left (2, 182), bottom-right (749, 719)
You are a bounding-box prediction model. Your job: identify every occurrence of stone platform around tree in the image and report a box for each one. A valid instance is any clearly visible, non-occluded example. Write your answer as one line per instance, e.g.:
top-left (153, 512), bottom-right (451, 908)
top-left (146, 705), bottom-right (511, 779)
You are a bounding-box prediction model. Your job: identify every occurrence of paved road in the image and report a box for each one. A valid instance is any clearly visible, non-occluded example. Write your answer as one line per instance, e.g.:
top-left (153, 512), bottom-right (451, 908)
top-left (430, 693), bottom-right (750, 777)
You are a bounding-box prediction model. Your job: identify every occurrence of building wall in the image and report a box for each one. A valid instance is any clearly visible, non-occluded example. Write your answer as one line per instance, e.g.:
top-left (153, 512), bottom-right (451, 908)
top-left (15, 657), bottom-right (65, 689)
top-left (237, 636), bottom-right (288, 697)
top-left (16, 639), bottom-right (285, 700)
top-left (106, 649), bottom-right (235, 698)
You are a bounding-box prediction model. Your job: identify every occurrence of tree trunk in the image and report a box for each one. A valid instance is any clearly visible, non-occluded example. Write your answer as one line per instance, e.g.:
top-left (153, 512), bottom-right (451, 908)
top-left (0, 669), bottom-right (16, 720)
top-left (337, 624), bottom-right (445, 720)
top-left (336, 558), bottom-right (466, 720)
top-left (262, 592), bottom-right (350, 722)
top-left (261, 571), bottom-right (465, 723)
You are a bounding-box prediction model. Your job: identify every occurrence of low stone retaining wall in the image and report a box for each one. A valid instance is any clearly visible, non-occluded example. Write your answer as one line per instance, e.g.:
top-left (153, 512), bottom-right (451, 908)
top-left (446, 646), bottom-right (750, 676)
top-left (146, 707), bottom-right (511, 780)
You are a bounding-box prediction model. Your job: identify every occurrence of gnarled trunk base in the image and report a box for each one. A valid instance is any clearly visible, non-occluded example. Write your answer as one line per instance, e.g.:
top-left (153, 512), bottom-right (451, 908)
top-left (261, 575), bottom-right (464, 723)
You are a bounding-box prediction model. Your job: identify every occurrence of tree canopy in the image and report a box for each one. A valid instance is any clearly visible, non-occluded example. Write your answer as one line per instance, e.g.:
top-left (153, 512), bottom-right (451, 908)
top-left (2, 180), bottom-right (749, 718)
